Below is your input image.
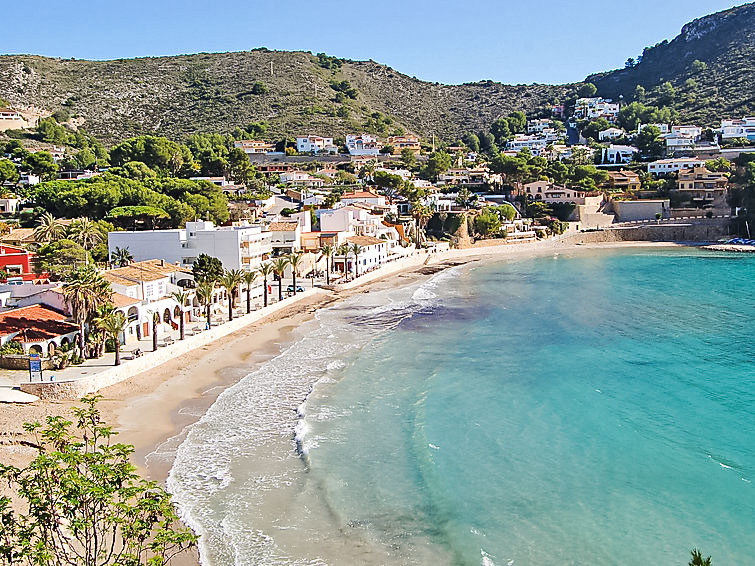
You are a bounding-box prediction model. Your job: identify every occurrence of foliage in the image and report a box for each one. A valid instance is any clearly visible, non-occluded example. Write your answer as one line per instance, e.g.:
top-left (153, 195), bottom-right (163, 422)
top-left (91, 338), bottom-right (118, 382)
top-left (35, 239), bottom-right (91, 278)
top-left (110, 136), bottom-right (195, 176)
top-left (107, 205), bottom-right (171, 230)
top-left (689, 549), bottom-right (712, 566)
top-left (421, 151), bottom-right (452, 180)
top-left (473, 209), bottom-right (502, 236)
top-left (0, 396), bottom-right (197, 565)
top-left (329, 80), bottom-right (358, 100)
top-left (192, 253), bottom-right (223, 284)
top-left (0, 159), bottom-right (19, 185)
top-left (0, 341), bottom-right (24, 355)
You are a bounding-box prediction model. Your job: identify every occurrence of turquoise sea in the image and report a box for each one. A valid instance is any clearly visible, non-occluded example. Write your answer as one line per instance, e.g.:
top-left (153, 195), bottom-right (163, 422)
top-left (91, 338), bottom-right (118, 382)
top-left (168, 248), bottom-right (755, 565)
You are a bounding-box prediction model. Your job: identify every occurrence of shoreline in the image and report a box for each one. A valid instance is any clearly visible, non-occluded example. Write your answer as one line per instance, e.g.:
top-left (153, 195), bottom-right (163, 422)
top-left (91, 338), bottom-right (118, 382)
top-left (0, 239), bottom-right (698, 565)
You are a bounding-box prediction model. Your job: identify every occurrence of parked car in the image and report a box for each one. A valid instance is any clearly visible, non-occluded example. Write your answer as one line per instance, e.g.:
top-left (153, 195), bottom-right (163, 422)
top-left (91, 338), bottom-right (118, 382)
top-left (287, 284), bottom-right (305, 292)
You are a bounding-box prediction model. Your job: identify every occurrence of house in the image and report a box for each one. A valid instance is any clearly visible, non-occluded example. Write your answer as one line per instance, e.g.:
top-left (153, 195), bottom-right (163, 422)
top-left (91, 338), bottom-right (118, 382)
top-left (602, 145), bottom-right (638, 164)
top-left (599, 127), bottom-right (625, 141)
top-left (613, 200), bottom-right (670, 222)
top-left (672, 125), bottom-right (702, 139)
top-left (108, 221), bottom-right (273, 273)
top-left (0, 244), bottom-right (44, 282)
top-left (387, 134), bottom-right (421, 154)
top-left (638, 123), bottom-right (671, 135)
top-left (268, 222), bottom-right (302, 255)
top-left (0, 108), bottom-right (28, 132)
top-left (523, 181), bottom-right (593, 204)
top-left (279, 170), bottom-right (325, 188)
top-left (296, 135), bottom-right (337, 154)
top-left (664, 133), bottom-right (697, 152)
top-left (507, 134), bottom-right (548, 154)
top-left (675, 166), bottom-right (728, 206)
top-left (0, 305), bottom-right (79, 356)
top-left (574, 98), bottom-right (619, 121)
top-left (647, 158), bottom-right (706, 175)
top-left (604, 170), bottom-right (641, 191)
top-left (0, 198), bottom-right (21, 214)
top-left (720, 118), bottom-right (755, 141)
top-left (233, 140), bottom-right (276, 154)
top-left (340, 190), bottom-right (387, 207)
top-left (319, 206), bottom-right (397, 241)
top-left (527, 119), bottom-right (553, 134)
top-left (333, 235), bottom-right (389, 275)
top-left (346, 134), bottom-right (382, 156)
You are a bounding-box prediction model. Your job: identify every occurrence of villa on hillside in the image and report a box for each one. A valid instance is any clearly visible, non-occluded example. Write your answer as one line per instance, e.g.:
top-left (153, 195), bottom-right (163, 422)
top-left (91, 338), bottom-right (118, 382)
top-left (676, 166), bottom-right (728, 207)
top-left (0, 304), bottom-right (79, 356)
top-left (387, 134), bottom-right (421, 154)
top-left (604, 170), bottom-right (640, 192)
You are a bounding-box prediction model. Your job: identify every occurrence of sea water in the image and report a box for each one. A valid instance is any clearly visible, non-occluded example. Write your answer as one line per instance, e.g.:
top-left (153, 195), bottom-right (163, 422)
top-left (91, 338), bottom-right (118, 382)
top-left (168, 248), bottom-right (755, 565)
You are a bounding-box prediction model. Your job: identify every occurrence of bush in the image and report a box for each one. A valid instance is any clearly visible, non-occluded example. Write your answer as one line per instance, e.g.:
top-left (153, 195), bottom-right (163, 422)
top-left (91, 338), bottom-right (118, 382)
top-left (0, 341), bottom-right (24, 355)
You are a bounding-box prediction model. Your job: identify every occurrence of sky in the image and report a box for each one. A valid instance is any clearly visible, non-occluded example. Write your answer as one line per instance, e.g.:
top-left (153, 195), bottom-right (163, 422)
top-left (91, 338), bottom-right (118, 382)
top-left (3, 1), bottom-right (745, 85)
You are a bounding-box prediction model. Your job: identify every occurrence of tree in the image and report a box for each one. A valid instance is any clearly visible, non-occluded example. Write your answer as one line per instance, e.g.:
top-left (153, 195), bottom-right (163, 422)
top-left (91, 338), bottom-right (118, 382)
top-left (192, 254), bottom-right (223, 285)
top-left (474, 209), bottom-right (502, 237)
top-left (577, 83), bottom-right (597, 98)
top-left (97, 311), bottom-right (128, 365)
top-left (220, 269), bottom-right (243, 321)
top-left (34, 212), bottom-right (66, 243)
top-left (107, 205), bottom-right (171, 231)
top-left (62, 266), bottom-right (112, 358)
top-left (68, 217), bottom-right (103, 262)
top-left (320, 244), bottom-right (334, 285)
top-left (196, 280), bottom-right (215, 329)
top-left (462, 132), bottom-right (480, 152)
top-left (422, 151), bottom-right (452, 181)
top-left (0, 396), bottom-right (197, 565)
top-left (400, 148), bottom-right (417, 168)
top-left (35, 239), bottom-right (91, 279)
top-left (171, 290), bottom-right (190, 340)
top-left (288, 251), bottom-right (304, 294)
top-left (272, 257), bottom-right (289, 301)
top-left (373, 170), bottom-right (404, 203)
top-left (689, 549), bottom-right (712, 566)
top-left (242, 270), bottom-right (258, 314)
top-left (633, 85), bottom-right (646, 103)
top-left (580, 118), bottom-right (611, 141)
top-left (152, 311), bottom-right (160, 351)
top-left (24, 151), bottom-right (58, 181)
top-left (0, 158), bottom-right (19, 185)
top-left (110, 246), bottom-right (133, 267)
top-left (350, 244), bottom-right (362, 277)
top-left (690, 59), bottom-right (707, 73)
top-left (625, 57), bottom-right (635, 68)
top-left (657, 81), bottom-right (677, 106)
top-left (337, 244), bottom-right (351, 278)
top-left (257, 262), bottom-right (274, 307)
top-left (636, 125), bottom-right (665, 158)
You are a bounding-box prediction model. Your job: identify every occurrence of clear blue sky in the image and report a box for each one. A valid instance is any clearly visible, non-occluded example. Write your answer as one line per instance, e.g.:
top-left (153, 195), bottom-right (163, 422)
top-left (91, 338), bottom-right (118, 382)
top-left (4, 1), bottom-right (745, 85)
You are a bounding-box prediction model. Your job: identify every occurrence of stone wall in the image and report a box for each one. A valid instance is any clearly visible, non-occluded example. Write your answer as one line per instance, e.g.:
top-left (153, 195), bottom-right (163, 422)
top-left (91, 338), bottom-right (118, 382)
top-left (558, 218), bottom-right (731, 244)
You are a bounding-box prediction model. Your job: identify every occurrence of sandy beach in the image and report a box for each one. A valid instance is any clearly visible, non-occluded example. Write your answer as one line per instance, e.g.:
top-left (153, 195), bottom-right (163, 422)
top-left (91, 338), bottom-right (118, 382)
top-left (0, 239), bottom-right (692, 565)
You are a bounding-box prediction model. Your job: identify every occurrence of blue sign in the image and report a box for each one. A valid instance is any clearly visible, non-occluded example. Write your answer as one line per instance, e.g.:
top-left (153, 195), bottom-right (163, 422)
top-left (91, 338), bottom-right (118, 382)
top-left (29, 354), bottom-right (42, 382)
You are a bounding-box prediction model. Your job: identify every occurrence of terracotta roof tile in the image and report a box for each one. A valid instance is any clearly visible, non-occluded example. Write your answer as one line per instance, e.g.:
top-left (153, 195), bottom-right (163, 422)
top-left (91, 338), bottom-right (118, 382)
top-left (0, 305), bottom-right (78, 342)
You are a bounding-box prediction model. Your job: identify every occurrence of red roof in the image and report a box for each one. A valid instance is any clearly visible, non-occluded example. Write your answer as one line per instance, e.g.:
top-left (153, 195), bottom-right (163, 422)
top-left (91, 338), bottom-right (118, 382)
top-left (0, 305), bottom-right (78, 342)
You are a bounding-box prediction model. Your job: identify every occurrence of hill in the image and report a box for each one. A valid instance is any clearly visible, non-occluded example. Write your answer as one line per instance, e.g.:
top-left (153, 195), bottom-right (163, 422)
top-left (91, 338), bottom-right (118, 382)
top-left (587, 2), bottom-right (755, 124)
top-left (0, 51), bottom-right (570, 144)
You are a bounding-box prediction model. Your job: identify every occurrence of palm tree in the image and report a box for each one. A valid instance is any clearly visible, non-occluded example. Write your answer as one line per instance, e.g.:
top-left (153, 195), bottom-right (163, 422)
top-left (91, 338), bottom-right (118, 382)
top-left (350, 243), bottom-right (362, 278)
top-left (242, 270), bottom-right (258, 314)
top-left (110, 246), bottom-right (133, 268)
top-left (337, 243), bottom-right (350, 279)
top-left (288, 251), bottom-right (304, 295)
top-left (152, 311), bottom-right (160, 352)
top-left (92, 303), bottom-right (114, 358)
top-left (272, 257), bottom-right (289, 302)
top-left (220, 269), bottom-right (243, 321)
top-left (257, 262), bottom-right (274, 308)
top-left (196, 280), bottom-right (215, 329)
top-left (320, 244), bottom-right (334, 285)
top-left (62, 266), bottom-right (112, 359)
top-left (34, 212), bottom-right (65, 244)
top-left (98, 311), bottom-right (128, 366)
top-left (689, 549), bottom-right (712, 566)
top-left (68, 217), bottom-right (103, 265)
top-left (171, 290), bottom-right (190, 340)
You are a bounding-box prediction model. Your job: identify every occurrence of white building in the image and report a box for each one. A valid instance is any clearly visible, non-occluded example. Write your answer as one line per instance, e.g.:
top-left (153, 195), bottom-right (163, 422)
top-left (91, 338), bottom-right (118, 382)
top-left (602, 145), bottom-right (638, 164)
top-left (527, 119), bottom-right (553, 134)
top-left (671, 125), bottom-right (702, 139)
top-left (233, 140), bottom-right (276, 154)
top-left (268, 221), bottom-right (302, 255)
top-left (638, 123), bottom-right (671, 135)
top-left (599, 127), bottom-right (625, 141)
top-left (0, 108), bottom-right (28, 132)
top-left (340, 190), bottom-right (387, 207)
top-left (664, 133), bottom-right (696, 152)
top-left (647, 158), bottom-right (706, 175)
top-left (335, 235), bottom-right (389, 275)
top-left (108, 221), bottom-right (273, 273)
top-left (296, 135), bottom-right (338, 154)
top-left (346, 134), bottom-right (382, 156)
top-left (279, 170), bottom-right (325, 188)
top-left (720, 118), bottom-right (755, 141)
top-left (507, 134), bottom-right (548, 154)
top-left (574, 98), bottom-right (620, 121)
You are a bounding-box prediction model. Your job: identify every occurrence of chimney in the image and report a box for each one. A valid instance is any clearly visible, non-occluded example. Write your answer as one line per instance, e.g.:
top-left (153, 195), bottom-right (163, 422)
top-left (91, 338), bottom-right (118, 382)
top-left (160, 259), bottom-right (165, 267)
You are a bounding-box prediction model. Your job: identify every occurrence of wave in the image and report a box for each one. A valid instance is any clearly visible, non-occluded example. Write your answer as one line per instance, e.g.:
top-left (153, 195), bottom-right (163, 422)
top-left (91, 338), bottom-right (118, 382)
top-left (167, 265), bottom-right (463, 565)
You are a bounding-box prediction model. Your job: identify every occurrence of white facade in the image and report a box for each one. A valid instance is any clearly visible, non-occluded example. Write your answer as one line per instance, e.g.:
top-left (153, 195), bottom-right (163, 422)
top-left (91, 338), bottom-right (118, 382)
top-left (671, 125), bottom-right (702, 139)
top-left (599, 127), bottom-right (625, 141)
top-left (340, 191), bottom-right (387, 207)
top-left (720, 117), bottom-right (755, 140)
top-left (602, 145), bottom-right (638, 164)
top-left (647, 158), bottom-right (705, 175)
top-left (233, 140), bottom-right (276, 154)
top-left (527, 119), bottom-right (553, 134)
top-left (345, 134), bottom-right (382, 156)
top-left (507, 134), bottom-right (548, 154)
top-left (574, 98), bottom-right (619, 121)
top-left (279, 171), bottom-right (325, 187)
top-left (664, 133), bottom-right (696, 152)
top-left (638, 123), bottom-right (670, 135)
top-left (108, 221), bottom-right (272, 272)
top-left (296, 135), bottom-right (337, 154)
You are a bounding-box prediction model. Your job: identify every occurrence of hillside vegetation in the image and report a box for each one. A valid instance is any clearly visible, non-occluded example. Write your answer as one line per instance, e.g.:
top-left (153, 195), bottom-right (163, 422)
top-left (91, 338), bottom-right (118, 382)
top-left (588, 2), bottom-right (755, 124)
top-left (0, 51), bottom-right (570, 144)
